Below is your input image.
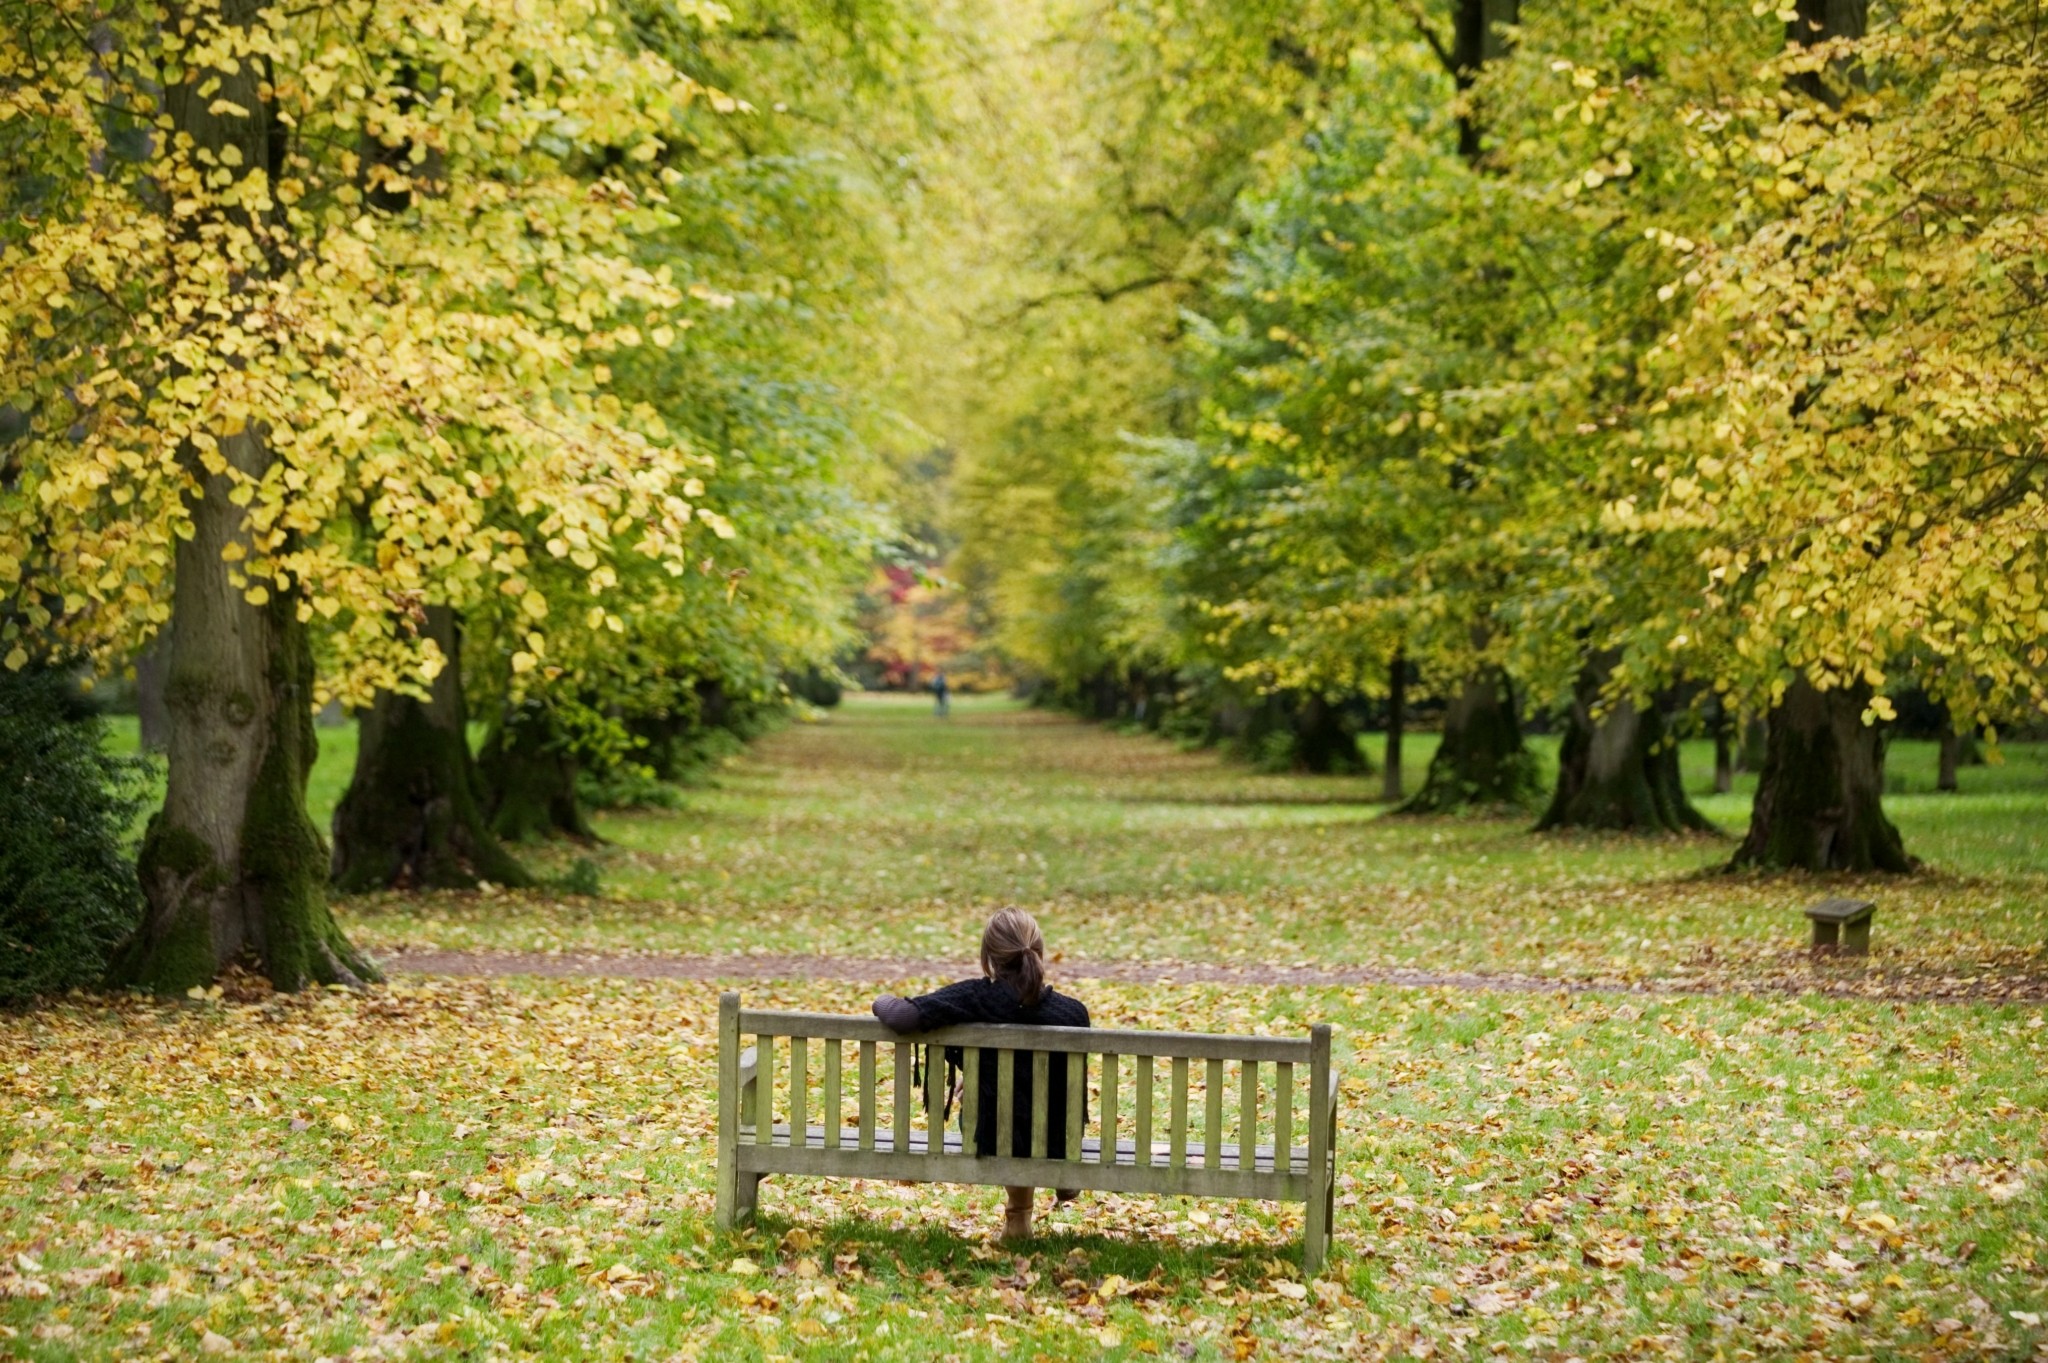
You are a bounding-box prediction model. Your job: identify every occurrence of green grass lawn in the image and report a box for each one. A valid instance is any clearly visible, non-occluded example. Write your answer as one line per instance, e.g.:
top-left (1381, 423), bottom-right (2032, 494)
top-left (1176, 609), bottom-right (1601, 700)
top-left (13, 694), bottom-right (2042, 1360)
top-left (333, 697), bottom-right (2048, 996)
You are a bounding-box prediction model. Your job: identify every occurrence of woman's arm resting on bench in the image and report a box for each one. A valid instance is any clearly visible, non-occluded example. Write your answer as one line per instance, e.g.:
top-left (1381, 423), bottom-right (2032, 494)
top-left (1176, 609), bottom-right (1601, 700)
top-left (872, 995), bottom-right (922, 1032)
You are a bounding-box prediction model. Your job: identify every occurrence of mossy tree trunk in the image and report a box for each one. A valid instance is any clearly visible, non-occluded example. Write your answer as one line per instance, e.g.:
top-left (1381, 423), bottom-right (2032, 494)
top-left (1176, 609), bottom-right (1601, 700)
top-left (1536, 654), bottom-right (1715, 834)
top-left (1730, 675), bottom-right (1912, 872)
top-left (112, 1), bottom-right (373, 993)
top-left (478, 702), bottom-right (597, 842)
top-left (1397, 665), bottom-right (1539, 814)
top-left (330, 607), bottom-right (531, 890)
top-left (115, 437), bottom-right (377, 992)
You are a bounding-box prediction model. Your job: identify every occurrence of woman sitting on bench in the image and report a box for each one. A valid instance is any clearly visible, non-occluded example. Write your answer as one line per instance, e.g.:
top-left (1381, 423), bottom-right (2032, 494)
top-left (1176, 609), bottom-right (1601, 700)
top-left (872, 908), bottom-right (1091, 1240)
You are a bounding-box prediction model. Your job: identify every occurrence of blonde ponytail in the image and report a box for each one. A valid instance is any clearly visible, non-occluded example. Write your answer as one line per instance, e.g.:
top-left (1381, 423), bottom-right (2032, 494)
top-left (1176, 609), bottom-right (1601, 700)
top-left (981, 908), bottom-right (1047, 1007)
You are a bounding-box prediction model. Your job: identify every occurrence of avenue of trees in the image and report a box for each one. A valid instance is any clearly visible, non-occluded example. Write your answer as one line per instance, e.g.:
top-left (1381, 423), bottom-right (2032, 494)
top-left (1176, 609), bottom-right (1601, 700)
top-left (917, 0), bottom-right (2048, 872)
top-left (4, 0), bottom-right (2045, 996)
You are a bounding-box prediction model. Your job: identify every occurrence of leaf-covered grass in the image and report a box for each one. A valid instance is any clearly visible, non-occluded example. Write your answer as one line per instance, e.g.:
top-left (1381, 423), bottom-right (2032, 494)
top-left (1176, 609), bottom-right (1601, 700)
top-left (340, 696), bottom-right (2048, 995)
top-left (4, 977), bottom-right (2045, 1360)
top-left (23, 693), bottom-right (2043, 1359)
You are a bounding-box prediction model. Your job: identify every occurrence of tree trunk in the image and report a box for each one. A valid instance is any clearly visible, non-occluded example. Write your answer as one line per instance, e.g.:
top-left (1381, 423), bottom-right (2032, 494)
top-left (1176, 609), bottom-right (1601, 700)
top-left (1730, 675), bottom-right (1911, 872)
top-left (110, 0), bottom-right (372, 993)
top-left (114, 440), bottom-right (377, 992)
top-left (1450, 0), bottom-right (1520, 162)
top-left (1292, 693), bottom-right (1367, 774)
top-left (478, 702), bottom-right (597, 842)
top-left (1785, 0), bottom-right (1868, 105)
top-left (1536, 655), bottom-right (1715, 833)
top-left (1397, 665), bottom-right (1539, 813)
top-left (1738, 713), bottom-right (1768, 773)
top-left (136, 629), bottom-right (172, 753)
top-left (1937, 721), bottom-right (1961, 793)
top-left (1382, 650), bottom-right (1406, 803)
top-left (330, 607), bottom-right (531, 890)
top-left (1712, 696), bottom-right (1735, 795)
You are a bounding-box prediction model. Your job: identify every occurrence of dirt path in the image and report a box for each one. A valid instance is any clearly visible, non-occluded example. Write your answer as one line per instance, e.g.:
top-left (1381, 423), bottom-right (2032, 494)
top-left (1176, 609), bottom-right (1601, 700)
top-left (379, 947), bottom-right (2048, 1005)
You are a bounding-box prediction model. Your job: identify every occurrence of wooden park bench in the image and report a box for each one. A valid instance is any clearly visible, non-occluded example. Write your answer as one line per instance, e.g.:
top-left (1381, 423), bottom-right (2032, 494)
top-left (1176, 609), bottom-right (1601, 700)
top-left (1805, 897), bottom-right (1877, 955)
top-left (714, 992), bottom-right (1340, 1271)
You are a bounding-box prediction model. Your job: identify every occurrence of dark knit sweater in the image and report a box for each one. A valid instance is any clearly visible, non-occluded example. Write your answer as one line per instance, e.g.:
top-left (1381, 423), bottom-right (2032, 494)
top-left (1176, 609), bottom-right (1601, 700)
top-left (873, 979), bottom-right (1091, 1158)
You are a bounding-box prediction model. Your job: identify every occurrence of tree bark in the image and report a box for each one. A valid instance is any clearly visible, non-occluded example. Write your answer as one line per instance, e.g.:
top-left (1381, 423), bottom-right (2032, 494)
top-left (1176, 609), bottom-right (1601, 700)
top-left (111, 0), bottom-right (373, 993)
top-left (1536, 655), bottom-right (1715, 833)
top-left (1449, 0), bottom-right (1520, 162)
top-left (1292, 693), bottom-right (1368, 774)
top-left (1711, 695), bottom-right (1736, 795)
top-left (115, 436), bottom-right (376, 991)
top-left (478, 702), bottom-right (598, 842)
top-left (1738, 713), bottom-right (1768, 773)
top-left (1730, 675), bottom-right (1911, 872)
top-left (330, 607), bottom-right (532, 890)
top-left (136, 629), bottom-right (172, 753)
top-left (1397, 665), bottom-right (1539, 813)
top-left (1382, 650), bottom-right (1406, 803)
top-left (1785, 0), bottom-right (1868, 105)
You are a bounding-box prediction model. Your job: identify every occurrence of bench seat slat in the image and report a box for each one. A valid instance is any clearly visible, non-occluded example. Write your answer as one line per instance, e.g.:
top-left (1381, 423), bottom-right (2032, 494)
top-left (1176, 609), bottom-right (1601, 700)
top-left (737, 1011), bottom-right (1312, 1062)
top-left (738, 1122), bottom-right (1310, 1179)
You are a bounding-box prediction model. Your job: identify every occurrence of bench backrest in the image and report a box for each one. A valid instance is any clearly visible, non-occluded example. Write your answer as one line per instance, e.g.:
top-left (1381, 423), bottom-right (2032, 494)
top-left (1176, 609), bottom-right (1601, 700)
top-left (717, 992), bottom-right (1334, 1198)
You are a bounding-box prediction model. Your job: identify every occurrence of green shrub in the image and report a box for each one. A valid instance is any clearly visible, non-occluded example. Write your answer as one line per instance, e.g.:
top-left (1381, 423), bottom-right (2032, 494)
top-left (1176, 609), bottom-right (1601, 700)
top-left (0, 666), bottom-right (150, 1003)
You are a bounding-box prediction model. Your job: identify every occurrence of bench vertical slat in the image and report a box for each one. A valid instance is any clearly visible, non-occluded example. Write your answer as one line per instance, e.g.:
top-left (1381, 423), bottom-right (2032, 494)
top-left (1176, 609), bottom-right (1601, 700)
top-left (790, 1037), bottom-right (808, 1150)
top-left (753, 1034), bottom-right (775, 1144)
top-left (1304, 1024), bottom-right (1333, 1275)
top-left (893, 1042), bottom-right (912, 1155)
top-left (1169, 1056), bottom-right (1189, 1168)
top-left (961, 1048), bottom-right (980, 1156)
top-left (824, 1041), bottom-right (842, 1150)
top-left (1065, 1049), bottom-right (1084, 1164)
top-left (859, 1040), bottom-right (877, 1152)
top-left (1134, 1054), bottom-right (1153, 1167)
top-left (924, 1042), bottom-right (942, 1142)
top-left (1274, 1060), bottom-right (1293, 1171)
top-left (995, 1050), bottom-right (1016, 1158)
top-left (1100, 1052), bottom-right (1119, 1167)
top-left (1238, 1060), bottom-right (1258, 1174)
top-left (1030, 1051), bottom-right (1050, 1159)
top-left (1205, 1058), bottom-right (1224, 1169)
top-left (715, 991), bottom-right (739, 1226)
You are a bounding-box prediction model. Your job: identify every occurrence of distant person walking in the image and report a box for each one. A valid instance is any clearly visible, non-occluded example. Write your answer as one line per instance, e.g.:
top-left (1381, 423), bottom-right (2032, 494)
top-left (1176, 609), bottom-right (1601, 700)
top-left (932, 668), bottom-right (950, 718)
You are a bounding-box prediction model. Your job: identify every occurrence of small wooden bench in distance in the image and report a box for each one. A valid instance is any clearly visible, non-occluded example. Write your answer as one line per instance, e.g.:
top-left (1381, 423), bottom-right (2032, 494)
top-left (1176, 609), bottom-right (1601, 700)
top-left (1804, 897), bottom-right (1877, 955)
top-left (714, 992), bottom-right (1340, 1271)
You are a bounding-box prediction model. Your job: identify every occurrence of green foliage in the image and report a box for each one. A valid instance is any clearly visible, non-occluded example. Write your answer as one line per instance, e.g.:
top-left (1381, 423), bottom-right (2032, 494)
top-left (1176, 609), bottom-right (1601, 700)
top-left (0, 667), bottom-right (148, 1002)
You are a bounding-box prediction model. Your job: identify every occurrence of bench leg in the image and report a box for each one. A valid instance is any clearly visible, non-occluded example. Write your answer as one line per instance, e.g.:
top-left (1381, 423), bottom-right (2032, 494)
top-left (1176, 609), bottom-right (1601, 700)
top-left (733, 1172), bottom-right (762, 1224)
top-left (1810, 920), bottom-right (1839, 952)
top-left (1843, 919), bottom-right (1871, 955)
